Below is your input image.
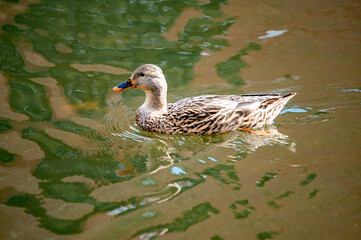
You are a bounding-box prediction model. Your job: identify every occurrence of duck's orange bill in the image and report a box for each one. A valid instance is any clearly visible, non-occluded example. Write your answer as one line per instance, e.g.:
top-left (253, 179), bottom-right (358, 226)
top-left (113, 78), bottom-right (136, 92)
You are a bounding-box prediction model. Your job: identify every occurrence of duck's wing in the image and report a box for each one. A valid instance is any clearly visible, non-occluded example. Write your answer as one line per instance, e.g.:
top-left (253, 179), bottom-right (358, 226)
top-left (164, 93), bottom-right (296, 134)
top-left (165, 104), bottom-right (225, 134)
top-left (166, 94), bottom-right (283, 134)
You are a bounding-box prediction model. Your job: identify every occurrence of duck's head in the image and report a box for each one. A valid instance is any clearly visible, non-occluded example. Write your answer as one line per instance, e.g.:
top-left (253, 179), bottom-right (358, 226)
top-left (113, 64), bottom-right (167, 93)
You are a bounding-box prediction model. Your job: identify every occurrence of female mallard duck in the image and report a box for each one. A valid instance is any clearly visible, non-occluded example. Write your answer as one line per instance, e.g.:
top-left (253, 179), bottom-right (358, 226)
top-left (113, 64), bottom-right (296, 135)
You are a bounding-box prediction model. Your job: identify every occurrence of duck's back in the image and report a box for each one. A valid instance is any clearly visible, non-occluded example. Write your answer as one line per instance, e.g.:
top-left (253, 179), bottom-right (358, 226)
top-left (167, 94), bottom-right (282, 112)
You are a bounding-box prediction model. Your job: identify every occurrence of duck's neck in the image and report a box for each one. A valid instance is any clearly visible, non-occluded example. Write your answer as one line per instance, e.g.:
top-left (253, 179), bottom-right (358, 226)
top-left (139, 87), bottom-right (168, 115)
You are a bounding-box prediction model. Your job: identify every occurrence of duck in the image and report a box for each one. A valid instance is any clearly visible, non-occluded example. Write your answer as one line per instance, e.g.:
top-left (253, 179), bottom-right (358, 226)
top-left (113, 64), bottom-right (296, 135)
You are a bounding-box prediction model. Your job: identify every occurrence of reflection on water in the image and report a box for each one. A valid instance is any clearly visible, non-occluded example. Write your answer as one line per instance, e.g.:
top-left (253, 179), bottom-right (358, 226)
top-left (0, 0), bottom-right (360, 239)
top-left (258, 30), bottom-right (287, 40)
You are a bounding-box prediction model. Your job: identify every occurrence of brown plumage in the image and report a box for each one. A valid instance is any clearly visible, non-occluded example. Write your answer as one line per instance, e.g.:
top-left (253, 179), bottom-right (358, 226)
top-left (113, 64), bottom-right (296, 135)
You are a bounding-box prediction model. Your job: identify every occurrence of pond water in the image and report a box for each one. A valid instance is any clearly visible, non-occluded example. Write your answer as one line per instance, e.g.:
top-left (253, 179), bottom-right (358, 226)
top-left (0, 0), bottom-right (360, 239)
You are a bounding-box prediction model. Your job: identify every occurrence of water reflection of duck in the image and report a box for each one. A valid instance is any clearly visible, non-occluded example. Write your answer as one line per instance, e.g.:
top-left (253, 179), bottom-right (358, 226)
top-left (113, 64), bottom-right (296, 135)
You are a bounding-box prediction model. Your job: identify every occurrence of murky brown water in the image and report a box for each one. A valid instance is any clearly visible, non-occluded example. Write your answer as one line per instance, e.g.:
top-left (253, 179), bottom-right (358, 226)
top-left (0, 0), bottom-right (360, 239)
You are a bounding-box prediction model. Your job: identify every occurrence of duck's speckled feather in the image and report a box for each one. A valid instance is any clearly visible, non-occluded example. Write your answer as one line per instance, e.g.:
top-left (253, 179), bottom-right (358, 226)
top-left (136, 93), bottom-right (296, 135)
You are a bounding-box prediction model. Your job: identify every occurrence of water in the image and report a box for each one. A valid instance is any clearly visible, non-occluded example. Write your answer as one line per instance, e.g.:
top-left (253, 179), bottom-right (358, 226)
top-left (0, 0), bottom-right (360, 239)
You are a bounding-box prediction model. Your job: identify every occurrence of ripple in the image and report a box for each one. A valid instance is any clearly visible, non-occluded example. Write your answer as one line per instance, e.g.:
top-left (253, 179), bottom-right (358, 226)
top-left (280, 106), bottom-right (308, 114)
top-left (170, 166), bottom-right (187, 176)
top-left (340, 88), bottom-right (361, 93)
top-left (106, 182), bottom-right (182, 216)
top-left (258, 30), bottom-right (288, 39)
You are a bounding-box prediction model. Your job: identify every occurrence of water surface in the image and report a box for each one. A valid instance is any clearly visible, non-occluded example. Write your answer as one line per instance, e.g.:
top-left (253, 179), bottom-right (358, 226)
top-left (0, 0), bottom-right (360, 239)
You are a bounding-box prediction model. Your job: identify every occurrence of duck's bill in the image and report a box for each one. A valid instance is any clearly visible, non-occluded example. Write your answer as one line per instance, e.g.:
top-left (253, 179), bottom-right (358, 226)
top-left (113, 78), bottom-right (136, 92)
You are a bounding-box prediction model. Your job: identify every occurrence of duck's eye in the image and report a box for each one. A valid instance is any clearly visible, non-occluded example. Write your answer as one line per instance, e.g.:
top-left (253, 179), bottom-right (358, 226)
top-left (140, 72), bottom-right (145, 77)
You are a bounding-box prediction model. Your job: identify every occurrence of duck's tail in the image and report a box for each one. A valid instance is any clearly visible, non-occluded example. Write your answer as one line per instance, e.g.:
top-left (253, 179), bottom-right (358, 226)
top-left (282, 92), bottom-right (297, 100)
top-left (258, 92), bottom-right (297, 125)
top-left (258, 92), bottom-right (296, 110)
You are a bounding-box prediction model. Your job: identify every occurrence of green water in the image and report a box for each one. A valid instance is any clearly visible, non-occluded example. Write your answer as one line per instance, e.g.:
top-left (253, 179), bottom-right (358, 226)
top-left (0, 0), bottom-right (360, 239)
